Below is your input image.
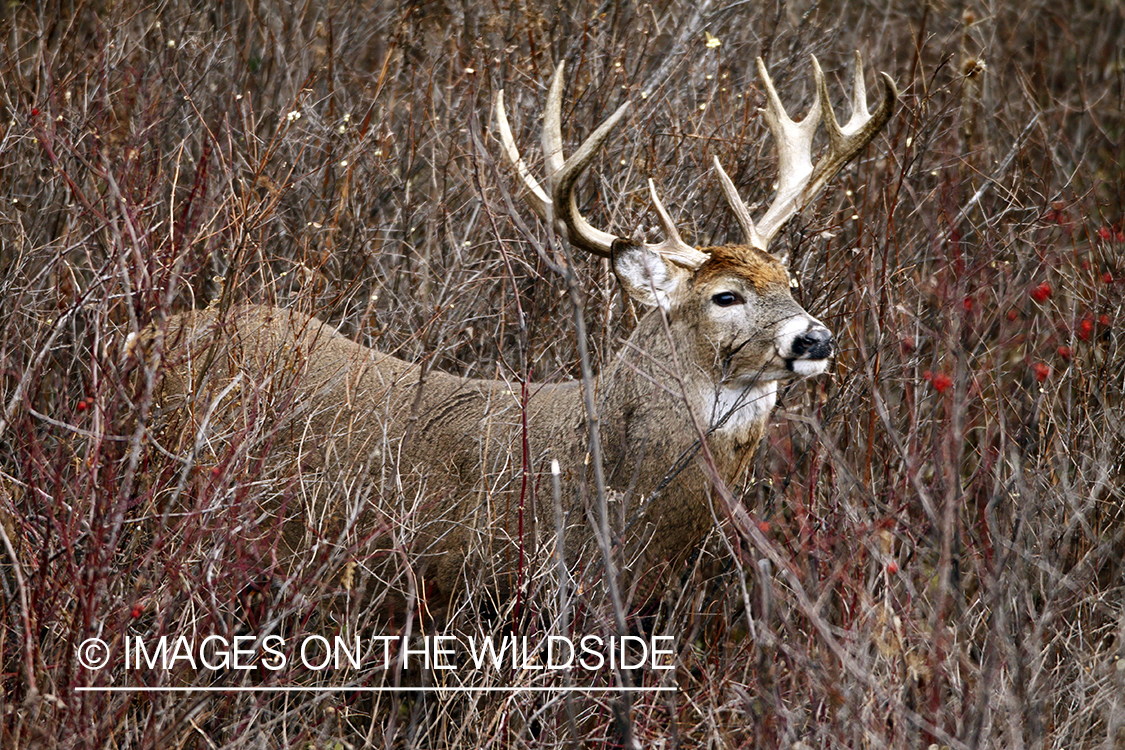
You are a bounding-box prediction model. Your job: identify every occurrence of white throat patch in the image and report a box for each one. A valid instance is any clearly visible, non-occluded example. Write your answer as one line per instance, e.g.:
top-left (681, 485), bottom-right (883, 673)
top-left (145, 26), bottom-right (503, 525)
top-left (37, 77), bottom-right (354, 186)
top-left (707, 381), bottom-right (778, 436)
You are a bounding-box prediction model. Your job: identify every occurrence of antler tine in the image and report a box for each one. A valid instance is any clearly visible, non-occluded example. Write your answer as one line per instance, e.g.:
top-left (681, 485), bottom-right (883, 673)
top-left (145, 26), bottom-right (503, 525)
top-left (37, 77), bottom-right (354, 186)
top-left (796, 55), bottom-right (896, 235)
top-left (715, 53), bottom-right (897, 255)
top-left (711, 56), bottom-right (822, 253)
top-left (758, 53), bottom-right (897, 246)
top-left (841, 50), bottom-right (869, 136)
top-left (712, 156), bottom-right (765, 251)
top-left (644, 180), bottom-right (711, 269)
top-left (541, 65), bottom-right (568, 183)
top-left (495, 90), bottom-right (552, 220)
top-left (495, 65), bottom-right (623, 257)
top-left (760, 56), bottom-right (822, 212)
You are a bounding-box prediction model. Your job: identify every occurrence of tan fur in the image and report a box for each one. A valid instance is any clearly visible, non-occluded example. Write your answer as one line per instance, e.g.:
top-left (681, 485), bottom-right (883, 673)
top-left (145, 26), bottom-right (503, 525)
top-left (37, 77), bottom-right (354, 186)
top-left (147, 241), bottom-right (828, 612)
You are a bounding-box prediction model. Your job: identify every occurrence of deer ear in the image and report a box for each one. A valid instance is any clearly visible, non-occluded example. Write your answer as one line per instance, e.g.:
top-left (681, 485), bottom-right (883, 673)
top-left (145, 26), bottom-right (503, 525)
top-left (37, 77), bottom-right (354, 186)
top-left (612, 244), bottom-right (691, 311)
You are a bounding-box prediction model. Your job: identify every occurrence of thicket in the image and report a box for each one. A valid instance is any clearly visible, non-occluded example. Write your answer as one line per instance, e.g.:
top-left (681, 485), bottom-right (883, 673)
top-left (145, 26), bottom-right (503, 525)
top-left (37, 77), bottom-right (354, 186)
top-left (1, 0), bottom-right (1123, 747)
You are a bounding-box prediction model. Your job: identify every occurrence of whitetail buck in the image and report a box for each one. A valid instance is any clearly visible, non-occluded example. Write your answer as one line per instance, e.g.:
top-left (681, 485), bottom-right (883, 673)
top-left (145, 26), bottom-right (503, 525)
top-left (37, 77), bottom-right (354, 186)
top-left (149, 54), bottom-right (895, 614)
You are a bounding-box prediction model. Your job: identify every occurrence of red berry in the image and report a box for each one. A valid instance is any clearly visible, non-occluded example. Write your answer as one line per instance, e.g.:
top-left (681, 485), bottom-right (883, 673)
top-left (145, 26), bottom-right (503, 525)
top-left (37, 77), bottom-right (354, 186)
top-left (1007, 309), bottom-right (1019, 321)
top-left (1098, 226), bottom-right (1113, 241)
top-left (922, 370), bottom-right (933, 381)
top-left (76, 401), bottom-right (87, 411)
top-left (1057, 345), bottom-right (1072, 360)
top-left (1030, 282), bottom-right (1052, 303)
top-left (1033, 362), bottom-right (1050, 382)
top-left (1103, 272), bottom-right (1115, 284)
top-left (131, 606), bottom-right (142, 618)
top-left (885, 562), bottom-right (898, 574)
top-left (963, 296), bottom-right (973, 312)
top-left (932, 372), bottom-right (953, 394)
top-left (1045, 203), bottom-right (1069, 225)
top-left (757, 521), bottom-right (771, 534)
top-left (1079, 317), bottom-right (1094, 340)
top-left (1099, 314), bottom-right (1111, 327)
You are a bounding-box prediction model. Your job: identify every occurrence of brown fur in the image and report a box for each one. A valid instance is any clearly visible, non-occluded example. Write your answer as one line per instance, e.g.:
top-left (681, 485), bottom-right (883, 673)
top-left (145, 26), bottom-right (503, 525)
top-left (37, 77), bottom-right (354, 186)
top-left (692, 244), bottom-right (790, 292)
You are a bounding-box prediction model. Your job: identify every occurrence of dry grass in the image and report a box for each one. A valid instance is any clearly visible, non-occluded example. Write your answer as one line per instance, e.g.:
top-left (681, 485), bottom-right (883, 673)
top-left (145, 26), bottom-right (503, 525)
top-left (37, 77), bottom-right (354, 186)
top-left (1, 0), bottom-right (1123, 747)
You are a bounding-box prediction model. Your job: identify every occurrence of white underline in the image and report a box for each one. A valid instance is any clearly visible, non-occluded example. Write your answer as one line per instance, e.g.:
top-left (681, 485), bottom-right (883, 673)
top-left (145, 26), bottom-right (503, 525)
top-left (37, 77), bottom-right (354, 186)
top-left (76, 685), bottom-right (676, 693)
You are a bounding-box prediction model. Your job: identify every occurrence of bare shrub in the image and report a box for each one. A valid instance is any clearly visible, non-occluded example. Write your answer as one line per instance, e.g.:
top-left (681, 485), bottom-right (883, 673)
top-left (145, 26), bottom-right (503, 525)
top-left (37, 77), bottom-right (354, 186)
top-left (1, 1), bottom-right (1122, 747)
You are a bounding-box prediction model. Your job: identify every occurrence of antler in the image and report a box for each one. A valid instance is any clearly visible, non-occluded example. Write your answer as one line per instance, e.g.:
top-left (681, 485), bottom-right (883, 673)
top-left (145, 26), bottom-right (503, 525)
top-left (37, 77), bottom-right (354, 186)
top-left (714, 51), bottom-right (897, 254)
top-left (495, 62), bottom-right (710, 269)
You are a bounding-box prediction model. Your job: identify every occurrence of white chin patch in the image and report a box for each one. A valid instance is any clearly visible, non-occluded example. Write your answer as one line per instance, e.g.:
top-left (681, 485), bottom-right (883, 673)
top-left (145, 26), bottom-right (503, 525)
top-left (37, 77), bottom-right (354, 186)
top-left (789, 358), bottom-right (829, 378)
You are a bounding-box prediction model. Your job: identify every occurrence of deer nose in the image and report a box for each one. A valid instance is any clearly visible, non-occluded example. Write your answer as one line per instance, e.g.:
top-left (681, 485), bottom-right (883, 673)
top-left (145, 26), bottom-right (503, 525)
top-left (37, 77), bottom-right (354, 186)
top-left (790, 328), bottom-right (834, 360)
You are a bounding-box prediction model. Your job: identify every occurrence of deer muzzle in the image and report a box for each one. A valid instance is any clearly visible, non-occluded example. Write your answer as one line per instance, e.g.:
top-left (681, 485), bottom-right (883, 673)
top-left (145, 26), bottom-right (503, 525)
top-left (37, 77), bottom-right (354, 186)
top-left (780, 320), bottom-right (834, 377)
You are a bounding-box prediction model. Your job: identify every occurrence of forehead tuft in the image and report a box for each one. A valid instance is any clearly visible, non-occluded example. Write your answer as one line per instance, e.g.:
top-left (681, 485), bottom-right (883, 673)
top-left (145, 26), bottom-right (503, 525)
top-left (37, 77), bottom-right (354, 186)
top-left (694, 244), bottom-right (789, 292)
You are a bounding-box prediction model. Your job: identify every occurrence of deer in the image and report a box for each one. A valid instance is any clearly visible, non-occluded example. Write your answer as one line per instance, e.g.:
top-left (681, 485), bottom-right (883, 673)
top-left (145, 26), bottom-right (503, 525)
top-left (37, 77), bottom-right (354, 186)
top-left (146, 53), bottom-right (895, 618)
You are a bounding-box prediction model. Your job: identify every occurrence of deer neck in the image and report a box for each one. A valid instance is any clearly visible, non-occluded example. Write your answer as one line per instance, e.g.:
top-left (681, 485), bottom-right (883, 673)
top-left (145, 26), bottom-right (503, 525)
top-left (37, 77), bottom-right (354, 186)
top-left (602, 311), bottom-right (775, 435)
top-left (595, 311), bottom-right (774, 484)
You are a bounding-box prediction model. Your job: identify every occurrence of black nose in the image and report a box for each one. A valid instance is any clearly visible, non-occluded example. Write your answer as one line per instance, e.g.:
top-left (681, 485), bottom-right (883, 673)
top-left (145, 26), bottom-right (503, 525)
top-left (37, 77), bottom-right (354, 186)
top-left (791, 328), bottom-right (834, 359)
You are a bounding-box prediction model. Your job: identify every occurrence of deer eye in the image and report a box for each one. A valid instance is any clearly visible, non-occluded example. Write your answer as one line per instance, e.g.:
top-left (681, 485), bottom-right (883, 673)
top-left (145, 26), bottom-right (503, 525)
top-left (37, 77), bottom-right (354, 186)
top-left (711, 291), bottom-right (744, 307)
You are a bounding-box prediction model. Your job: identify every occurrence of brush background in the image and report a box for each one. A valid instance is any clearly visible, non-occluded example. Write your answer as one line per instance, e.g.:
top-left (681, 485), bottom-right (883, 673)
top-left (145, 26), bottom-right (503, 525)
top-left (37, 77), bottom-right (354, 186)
top-left (1, 0), bottom-right (1123, 747)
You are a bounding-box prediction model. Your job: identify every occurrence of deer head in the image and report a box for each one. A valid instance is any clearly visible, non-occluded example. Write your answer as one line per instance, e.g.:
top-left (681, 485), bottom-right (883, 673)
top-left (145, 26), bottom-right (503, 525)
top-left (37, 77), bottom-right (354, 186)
top-left (495, 53), bottom-right (896, 412)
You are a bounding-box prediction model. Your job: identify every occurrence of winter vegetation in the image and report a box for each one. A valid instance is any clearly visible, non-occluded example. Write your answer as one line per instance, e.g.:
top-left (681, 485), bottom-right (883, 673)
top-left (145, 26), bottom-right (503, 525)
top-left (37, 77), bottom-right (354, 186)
top-left (0, 1), bottom-right (1123, 747)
